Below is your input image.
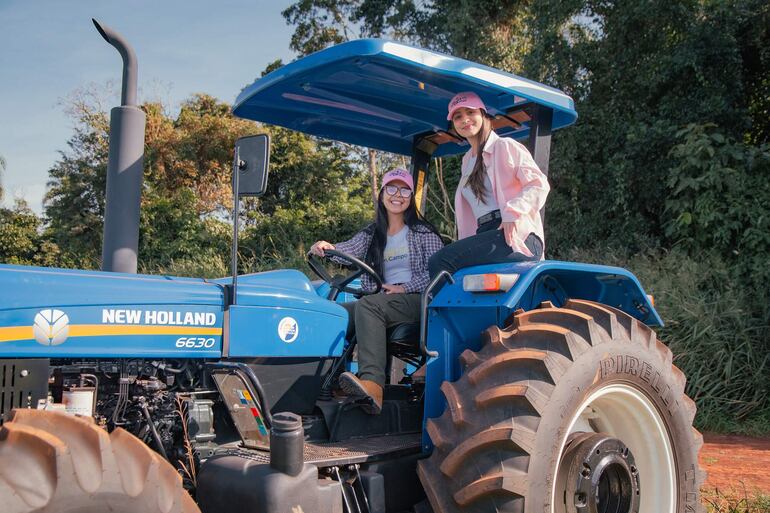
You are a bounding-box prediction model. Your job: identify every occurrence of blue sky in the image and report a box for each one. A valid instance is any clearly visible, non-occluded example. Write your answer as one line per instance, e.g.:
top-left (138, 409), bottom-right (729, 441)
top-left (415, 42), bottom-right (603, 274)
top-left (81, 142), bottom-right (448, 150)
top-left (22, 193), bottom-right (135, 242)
top-left (0, 0), bottom-right (296, 213)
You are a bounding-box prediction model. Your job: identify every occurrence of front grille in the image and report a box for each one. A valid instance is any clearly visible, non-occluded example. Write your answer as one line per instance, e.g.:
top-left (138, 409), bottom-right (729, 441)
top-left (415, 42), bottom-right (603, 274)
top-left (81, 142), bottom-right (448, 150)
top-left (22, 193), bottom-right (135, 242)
top-left (0, 359), bottom-right (50, 425)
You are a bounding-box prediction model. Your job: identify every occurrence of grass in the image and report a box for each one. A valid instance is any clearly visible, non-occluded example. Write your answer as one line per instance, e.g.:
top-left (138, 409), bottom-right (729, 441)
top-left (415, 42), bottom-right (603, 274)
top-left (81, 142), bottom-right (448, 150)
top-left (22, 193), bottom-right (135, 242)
top-left (703, 488), bottom-right (770, 512)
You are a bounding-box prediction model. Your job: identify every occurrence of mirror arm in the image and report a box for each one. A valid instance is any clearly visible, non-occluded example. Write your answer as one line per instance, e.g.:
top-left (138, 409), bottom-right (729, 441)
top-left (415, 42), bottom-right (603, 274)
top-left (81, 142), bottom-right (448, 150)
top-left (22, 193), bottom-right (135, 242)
top-left (230, 146), bottom-right (241, 306)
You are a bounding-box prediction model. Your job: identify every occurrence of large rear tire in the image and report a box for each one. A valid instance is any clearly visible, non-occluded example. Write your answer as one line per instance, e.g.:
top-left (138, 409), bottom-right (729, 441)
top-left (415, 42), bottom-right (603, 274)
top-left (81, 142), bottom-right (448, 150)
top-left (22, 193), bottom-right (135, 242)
top-left (417, 299), bottom-right (705, 513)
top-left (0, 409), bottom-right (200, 513)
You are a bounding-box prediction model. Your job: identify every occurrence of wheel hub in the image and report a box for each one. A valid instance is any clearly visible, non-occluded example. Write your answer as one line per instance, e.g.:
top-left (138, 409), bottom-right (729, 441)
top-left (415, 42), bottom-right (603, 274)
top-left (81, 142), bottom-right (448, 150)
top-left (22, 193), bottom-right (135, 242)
top-left (556, 432), bottom-right (640, 513)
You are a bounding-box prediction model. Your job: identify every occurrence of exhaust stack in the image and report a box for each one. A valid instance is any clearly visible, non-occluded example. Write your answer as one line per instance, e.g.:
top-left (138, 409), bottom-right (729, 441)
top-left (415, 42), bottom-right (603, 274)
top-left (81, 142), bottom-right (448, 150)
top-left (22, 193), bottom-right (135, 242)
top-left (94, 18), bottom-right (145, 274)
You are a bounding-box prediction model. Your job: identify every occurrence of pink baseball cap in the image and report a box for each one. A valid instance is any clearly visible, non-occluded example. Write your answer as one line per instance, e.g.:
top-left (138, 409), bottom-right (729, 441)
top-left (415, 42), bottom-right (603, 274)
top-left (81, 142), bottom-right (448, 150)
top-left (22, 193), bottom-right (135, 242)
top-left (447, 91), bottom-right (487, 120)
top-left (381, 167), bottom-right (414, 190)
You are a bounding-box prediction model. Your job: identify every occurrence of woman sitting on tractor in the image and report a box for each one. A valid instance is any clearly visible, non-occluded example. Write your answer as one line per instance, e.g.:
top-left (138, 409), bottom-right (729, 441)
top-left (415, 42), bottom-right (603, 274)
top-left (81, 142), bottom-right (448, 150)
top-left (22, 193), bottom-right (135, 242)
top-left (310, 168), bottom-right (443, 414)
top-left (429, 92), bottom-right (550, 277)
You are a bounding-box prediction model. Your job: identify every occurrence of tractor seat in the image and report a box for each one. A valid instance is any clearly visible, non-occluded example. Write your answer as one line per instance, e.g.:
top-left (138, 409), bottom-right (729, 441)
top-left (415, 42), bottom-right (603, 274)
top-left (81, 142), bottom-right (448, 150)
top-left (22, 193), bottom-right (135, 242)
top-left (386, 322), bottom-right (421, 360)
top-left (387, 322), bottom-right (419, 344)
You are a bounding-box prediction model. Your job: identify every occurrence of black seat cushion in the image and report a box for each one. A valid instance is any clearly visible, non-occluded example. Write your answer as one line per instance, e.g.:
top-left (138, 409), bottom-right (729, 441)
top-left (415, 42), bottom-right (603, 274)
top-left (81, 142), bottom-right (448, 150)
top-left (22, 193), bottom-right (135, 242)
top-left (387, 322), bottom-right (421, 362)
top-left (387, 322), bottom-right (420, 344)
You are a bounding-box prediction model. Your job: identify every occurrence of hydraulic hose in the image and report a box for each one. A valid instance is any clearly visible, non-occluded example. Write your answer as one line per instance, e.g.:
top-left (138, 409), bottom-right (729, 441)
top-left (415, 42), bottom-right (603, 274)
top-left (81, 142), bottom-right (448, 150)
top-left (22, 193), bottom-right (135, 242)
top-left (140, 400), bottom-right (169, 461)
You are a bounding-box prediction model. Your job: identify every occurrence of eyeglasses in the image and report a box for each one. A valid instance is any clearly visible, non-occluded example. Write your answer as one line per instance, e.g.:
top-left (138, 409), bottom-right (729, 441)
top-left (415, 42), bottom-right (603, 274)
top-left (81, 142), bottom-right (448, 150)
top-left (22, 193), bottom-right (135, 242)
top-left (384, 185), bottom-right (413, 198)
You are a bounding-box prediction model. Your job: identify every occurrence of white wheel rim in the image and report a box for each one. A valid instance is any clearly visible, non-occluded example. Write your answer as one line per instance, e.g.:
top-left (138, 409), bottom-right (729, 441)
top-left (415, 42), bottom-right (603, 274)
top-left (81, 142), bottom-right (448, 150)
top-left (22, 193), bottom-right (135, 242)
top-left (551, 384), bottom-right (676, 513)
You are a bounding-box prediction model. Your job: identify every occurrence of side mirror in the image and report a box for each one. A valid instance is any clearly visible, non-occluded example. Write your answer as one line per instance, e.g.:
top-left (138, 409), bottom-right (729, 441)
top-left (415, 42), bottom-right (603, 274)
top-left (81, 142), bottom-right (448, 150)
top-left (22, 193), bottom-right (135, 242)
top-left (233, 134), bottom-right (270, 197)
top-left (230, 134), bottom-right (270, 304)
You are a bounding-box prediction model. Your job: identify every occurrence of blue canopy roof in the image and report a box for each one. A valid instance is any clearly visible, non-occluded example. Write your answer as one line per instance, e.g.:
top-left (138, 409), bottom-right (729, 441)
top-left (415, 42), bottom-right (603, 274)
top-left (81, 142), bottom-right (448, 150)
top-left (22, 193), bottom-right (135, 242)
top-left (234, 39), bottom-right (577, 157)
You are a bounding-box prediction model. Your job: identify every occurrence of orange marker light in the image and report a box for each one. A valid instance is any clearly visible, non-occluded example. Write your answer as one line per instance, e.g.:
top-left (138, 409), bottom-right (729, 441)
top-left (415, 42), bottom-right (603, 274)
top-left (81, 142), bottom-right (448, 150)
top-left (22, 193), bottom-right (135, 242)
top-left (483, 274), bottom-right (500, 291)
top-left (462, 273), bottom-right (519, 293)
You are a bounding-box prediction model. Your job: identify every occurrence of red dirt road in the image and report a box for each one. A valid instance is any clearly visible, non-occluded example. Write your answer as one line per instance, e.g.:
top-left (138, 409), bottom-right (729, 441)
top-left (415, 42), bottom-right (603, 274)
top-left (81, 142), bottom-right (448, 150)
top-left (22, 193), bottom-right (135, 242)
top-left (700, 433), bottom-right (770, 493)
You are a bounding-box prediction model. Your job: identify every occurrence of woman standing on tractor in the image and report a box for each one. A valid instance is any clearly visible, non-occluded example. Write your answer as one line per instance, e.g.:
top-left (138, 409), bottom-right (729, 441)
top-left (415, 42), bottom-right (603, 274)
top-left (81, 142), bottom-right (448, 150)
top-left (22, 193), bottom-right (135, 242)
top-left (310, 168), bottom-right (443, 414)
top-left (428, 92), bottom-right (550, 277)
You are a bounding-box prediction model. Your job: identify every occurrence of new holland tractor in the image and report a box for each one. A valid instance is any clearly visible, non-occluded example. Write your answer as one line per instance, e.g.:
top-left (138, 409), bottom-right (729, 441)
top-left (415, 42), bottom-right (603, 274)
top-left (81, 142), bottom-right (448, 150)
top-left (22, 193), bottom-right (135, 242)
top-left (0, 20), bottom-right (704, 513)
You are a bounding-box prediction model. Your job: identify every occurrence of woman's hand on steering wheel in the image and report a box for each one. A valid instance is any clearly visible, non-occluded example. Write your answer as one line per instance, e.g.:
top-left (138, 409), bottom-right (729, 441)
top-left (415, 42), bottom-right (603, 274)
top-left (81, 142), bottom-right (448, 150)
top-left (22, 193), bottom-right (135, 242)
top-left (309, 240), bottom-right (335, 257)
top-left (307, 248), bottom-right (383, 299)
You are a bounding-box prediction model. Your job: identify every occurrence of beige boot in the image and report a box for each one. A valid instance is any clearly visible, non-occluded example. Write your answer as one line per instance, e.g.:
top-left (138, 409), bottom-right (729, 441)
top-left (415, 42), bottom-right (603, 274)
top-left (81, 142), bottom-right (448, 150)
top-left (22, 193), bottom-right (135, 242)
top-left (338, 372), bottom-right (383, 414)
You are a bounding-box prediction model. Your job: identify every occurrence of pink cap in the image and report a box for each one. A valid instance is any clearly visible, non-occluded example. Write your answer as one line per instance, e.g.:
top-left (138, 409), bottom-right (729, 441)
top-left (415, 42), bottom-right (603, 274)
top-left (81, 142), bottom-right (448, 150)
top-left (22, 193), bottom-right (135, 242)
top-left (381, 167), bottom-right (414, 190)
top-left (447, 91), bottom-right (487, 120)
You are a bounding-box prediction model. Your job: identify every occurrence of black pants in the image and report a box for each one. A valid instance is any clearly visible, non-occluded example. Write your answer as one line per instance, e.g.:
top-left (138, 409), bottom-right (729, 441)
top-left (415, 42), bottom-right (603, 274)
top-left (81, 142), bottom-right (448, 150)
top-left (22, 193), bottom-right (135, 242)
top-left (428, 218), bottom-right (543, 278)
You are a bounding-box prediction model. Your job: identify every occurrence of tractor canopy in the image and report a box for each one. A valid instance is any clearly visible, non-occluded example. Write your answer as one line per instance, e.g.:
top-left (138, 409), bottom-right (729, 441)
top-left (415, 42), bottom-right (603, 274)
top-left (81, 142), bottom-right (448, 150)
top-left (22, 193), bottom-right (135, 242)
top-left (233, 39), bottom-right (577, 157)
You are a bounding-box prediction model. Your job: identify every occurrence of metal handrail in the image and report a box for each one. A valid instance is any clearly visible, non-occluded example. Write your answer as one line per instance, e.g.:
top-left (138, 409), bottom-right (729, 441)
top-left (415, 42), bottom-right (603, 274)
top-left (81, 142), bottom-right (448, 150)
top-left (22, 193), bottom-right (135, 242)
top-left (419, 271), bottom-right (454, 358)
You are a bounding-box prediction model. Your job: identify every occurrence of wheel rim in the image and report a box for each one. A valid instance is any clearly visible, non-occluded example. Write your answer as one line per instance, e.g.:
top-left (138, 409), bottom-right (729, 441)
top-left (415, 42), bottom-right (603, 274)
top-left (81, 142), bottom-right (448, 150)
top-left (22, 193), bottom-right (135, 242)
top-left (552, 384), bottom-right (676, 513)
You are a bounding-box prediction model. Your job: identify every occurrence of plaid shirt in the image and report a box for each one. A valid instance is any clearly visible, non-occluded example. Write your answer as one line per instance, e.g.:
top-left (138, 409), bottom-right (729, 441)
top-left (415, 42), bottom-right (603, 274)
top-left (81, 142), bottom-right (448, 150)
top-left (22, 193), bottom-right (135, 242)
top-left (334, 223), bottom-right (444, 294)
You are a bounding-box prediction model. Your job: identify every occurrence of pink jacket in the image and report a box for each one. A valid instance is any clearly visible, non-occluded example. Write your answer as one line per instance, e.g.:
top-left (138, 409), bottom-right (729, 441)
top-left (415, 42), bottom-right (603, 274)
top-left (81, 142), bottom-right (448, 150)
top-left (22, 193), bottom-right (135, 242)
top-left (454, 131), bottom-right (550, 257)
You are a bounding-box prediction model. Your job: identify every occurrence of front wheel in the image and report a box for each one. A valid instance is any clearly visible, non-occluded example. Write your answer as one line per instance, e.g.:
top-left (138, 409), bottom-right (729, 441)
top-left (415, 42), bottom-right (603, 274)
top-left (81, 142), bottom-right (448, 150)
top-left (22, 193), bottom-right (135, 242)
top-left (0, 409), bottom-right (200, 513)
top-left (417, 299), bottom-right (705, 513)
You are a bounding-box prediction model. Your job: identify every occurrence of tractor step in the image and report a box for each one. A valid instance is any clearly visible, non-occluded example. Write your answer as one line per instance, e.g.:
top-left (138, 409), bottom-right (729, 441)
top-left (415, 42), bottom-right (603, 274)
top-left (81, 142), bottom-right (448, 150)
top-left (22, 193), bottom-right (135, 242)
top-left (218, 432), bottom-right (421, 467)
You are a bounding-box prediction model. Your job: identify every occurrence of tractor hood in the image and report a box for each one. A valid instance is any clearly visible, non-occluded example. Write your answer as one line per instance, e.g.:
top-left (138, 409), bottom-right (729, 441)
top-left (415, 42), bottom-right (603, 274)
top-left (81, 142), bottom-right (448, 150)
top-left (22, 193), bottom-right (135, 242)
top-left (234, 39), bottom-right (577, 156)
top-left (0, 264), bottom-right (346, 359)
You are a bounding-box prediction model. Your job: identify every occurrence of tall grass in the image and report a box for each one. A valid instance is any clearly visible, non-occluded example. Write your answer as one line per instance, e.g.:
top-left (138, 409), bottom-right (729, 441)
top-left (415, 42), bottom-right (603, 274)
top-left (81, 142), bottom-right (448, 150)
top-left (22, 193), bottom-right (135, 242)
top-left (703, 488), bottom-right (770, 513)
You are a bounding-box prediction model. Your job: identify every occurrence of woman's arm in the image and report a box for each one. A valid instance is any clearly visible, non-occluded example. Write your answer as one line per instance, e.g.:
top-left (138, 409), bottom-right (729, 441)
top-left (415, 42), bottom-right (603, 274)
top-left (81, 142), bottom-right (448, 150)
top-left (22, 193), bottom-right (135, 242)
top-left (332, 229), bottom-right (372, 260)
top-left (498, 140), bottom-right (550, 221)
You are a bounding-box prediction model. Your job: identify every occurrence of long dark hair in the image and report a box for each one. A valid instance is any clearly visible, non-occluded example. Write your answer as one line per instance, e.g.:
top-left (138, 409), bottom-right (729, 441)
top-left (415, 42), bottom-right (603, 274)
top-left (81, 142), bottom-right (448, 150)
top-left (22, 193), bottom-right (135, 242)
top-left (450, 111), bottom-right (494, 203)
top-left (363, 187), bottom-right (440, 278)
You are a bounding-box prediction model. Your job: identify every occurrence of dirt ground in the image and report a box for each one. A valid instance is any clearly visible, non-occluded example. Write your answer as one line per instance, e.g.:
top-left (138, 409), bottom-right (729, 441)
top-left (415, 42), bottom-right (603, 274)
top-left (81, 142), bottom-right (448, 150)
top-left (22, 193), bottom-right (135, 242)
top-left (700, 433), bottom-right (770, 493)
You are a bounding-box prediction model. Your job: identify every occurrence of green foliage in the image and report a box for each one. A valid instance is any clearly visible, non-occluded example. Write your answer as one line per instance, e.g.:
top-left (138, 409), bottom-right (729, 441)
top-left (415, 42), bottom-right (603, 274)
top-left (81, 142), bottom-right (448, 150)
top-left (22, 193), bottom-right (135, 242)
top-left (44, 101), bottom-right (109, 267)
top-left (526, 0), bottom-right (759, 252)
top-left (0, 154), bottom-right (6, 200)
top-left (138, 187), bottom-right (230, 269)
top-left (665, 124), bottom-right (770, 267)
top-left (33, 88), bottom-right (372, 276)
top-left (283, 0), bottom-right (355, 55)
top-left (0, 200), bottom-right (62, 267)
top-left (283, 0), bottom-right (531, 69)
top-left (423, 156), bottom-right (461, 241)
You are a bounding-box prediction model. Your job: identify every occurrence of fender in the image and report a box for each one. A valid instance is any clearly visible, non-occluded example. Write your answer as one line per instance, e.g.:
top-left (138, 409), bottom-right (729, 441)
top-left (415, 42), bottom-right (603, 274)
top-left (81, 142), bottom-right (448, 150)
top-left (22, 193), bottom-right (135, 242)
top-left (429, 259), bottom-right (661, 326)
top-left (421, 260), bottom-right (662, 440)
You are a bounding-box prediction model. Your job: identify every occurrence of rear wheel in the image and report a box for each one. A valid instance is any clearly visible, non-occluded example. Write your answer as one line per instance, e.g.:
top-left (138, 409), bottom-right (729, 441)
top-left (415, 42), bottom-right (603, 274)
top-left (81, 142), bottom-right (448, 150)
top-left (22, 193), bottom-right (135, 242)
top-left (0, 409), bottom-right (200, 513)
top-left (417, 299), bottom-right (705, 513)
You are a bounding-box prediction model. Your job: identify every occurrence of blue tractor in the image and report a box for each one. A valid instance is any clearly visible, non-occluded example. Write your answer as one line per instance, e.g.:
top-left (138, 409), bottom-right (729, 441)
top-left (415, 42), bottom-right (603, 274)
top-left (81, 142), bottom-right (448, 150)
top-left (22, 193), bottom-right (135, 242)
top-left (0, 21), bottom-right (704, 513)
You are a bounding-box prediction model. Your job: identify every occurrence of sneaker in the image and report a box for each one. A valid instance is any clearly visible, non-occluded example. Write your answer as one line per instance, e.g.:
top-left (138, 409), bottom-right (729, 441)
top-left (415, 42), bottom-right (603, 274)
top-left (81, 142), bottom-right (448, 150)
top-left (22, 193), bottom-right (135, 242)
top-left (338, 372), bottom-right (383, 414)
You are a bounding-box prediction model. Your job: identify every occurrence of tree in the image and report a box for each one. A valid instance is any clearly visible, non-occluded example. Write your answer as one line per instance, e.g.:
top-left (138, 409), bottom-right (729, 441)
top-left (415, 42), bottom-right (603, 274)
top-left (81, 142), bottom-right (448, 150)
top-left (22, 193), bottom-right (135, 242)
top-left (520, 0), bottom-right (766, 253)
top-left (283, 0), bottom-right (532, 70)
top-left (44, 93), bottom-right (110, 267)
top-left (0, 154), bottom-right (6, 201)
top-left (42, 87), bottom-right (372, 273)
top-left (0, 199), bottom-right (61, 267)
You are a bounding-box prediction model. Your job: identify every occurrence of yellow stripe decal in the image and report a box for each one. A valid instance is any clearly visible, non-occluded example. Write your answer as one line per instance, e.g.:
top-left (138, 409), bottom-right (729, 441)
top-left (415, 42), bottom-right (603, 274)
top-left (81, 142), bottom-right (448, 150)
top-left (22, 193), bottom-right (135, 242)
top-left (0, 326), bottom-right (33, 343)
top-left (0, 324), bottom-right (222, 343)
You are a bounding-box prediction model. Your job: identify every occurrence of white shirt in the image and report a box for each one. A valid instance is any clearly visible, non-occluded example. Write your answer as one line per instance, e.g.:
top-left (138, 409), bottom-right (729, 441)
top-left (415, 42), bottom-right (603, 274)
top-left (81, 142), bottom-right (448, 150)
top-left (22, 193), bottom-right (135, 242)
top-left (382, 226), bottom-right (411, 285)
top-left (460, 156), bottom-right (499, 220)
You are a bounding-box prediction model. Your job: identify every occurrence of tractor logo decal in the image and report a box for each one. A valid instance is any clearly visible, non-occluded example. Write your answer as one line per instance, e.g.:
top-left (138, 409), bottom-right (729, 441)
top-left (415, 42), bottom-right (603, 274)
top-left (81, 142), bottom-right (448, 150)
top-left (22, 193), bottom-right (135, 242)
top-left (277, 317), bottom-right (299, 343)
top-left (33, 309), bottom-right (70, 346)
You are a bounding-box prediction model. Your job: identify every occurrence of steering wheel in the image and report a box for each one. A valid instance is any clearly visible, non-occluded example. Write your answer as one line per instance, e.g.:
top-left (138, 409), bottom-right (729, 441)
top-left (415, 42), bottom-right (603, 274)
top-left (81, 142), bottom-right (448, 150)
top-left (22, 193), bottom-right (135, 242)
top-left (307, 249), bottom-right (383, 300)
